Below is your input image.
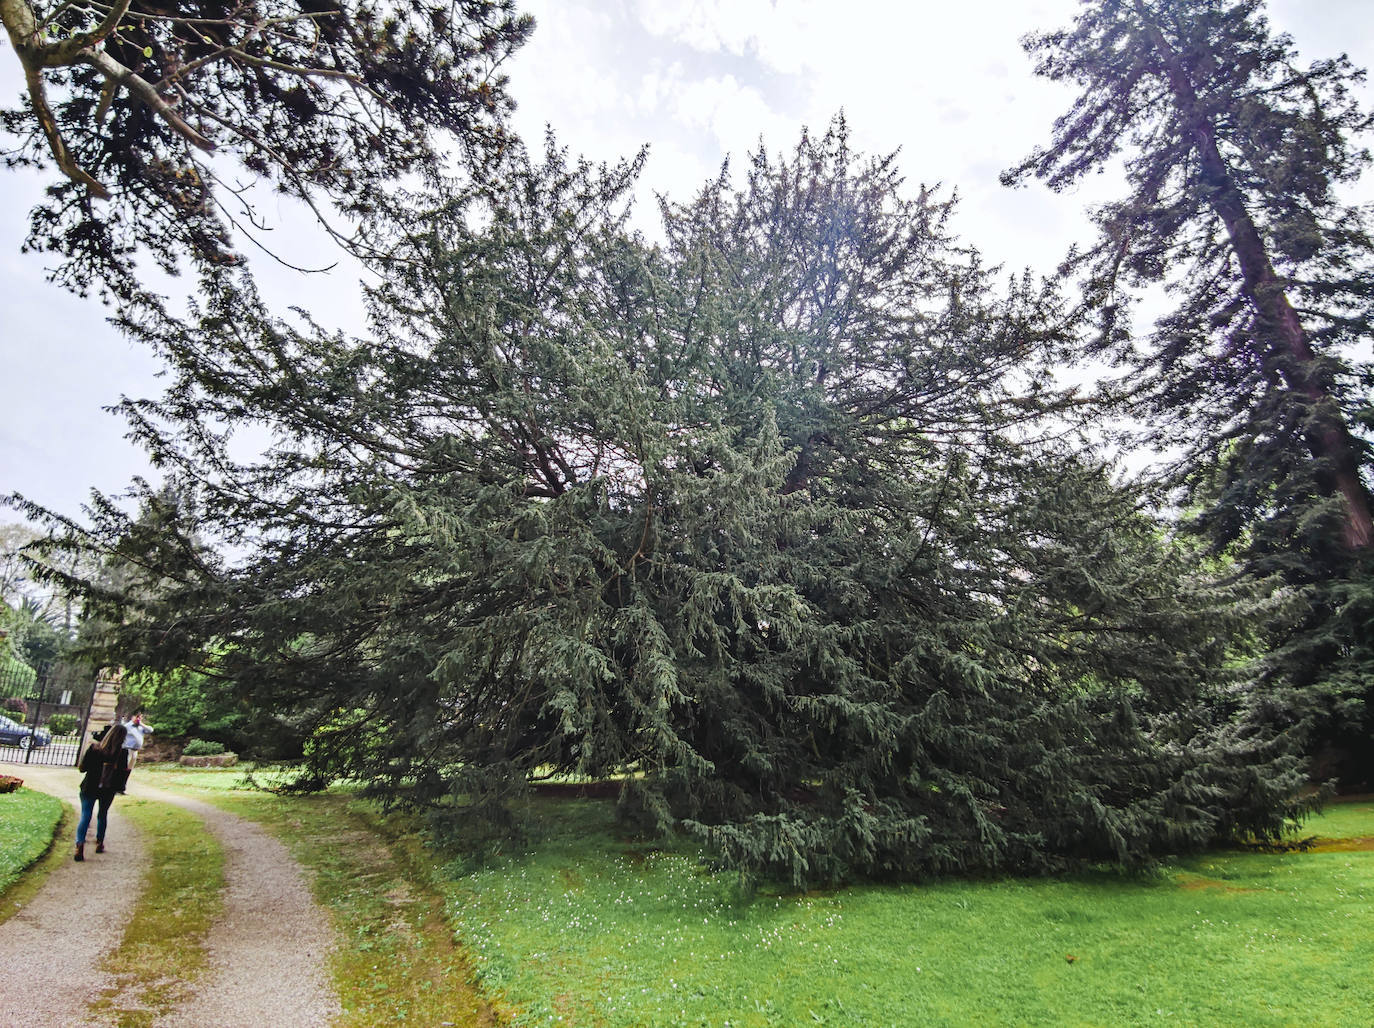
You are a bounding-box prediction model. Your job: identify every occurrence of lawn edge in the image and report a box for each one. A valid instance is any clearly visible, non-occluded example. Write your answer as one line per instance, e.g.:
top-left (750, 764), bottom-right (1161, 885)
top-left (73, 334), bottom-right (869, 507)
top-left (0, 791), bottom-right (72, 927)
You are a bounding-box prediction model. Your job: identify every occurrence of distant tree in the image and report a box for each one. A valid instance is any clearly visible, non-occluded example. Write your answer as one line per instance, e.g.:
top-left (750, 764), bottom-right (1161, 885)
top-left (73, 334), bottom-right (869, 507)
top-left (12, 596), bottom-right (70, 665)
top-left (0, 652), bottom-right (36, 698)
top-left (120, 664), bottom-right (248, 744)
top-left (25, 124), bottom-right (1312, 883)
top-left (1004, 0), bottom-right (1374, 782)
top-left (0, 523), bottom-right (41, 604)
top-left (2, 523), bottom-right (71, 664)
top-left (1, 0), bottom-right (533, 305)
top-left (1, 519), bottom-right (94, 666)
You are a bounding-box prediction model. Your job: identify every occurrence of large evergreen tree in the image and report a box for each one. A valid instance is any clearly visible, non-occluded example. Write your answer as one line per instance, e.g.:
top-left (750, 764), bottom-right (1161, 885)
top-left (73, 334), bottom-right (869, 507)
top-left (1004, 0), bottom-right (1374, 783)
top-left (24, 123), bottom-right (1312, 883)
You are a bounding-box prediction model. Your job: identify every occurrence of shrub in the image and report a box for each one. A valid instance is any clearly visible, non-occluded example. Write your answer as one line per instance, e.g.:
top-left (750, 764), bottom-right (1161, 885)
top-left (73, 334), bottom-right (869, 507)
top-left (45, 713), bottom-right (79, 736)
top-left (182, 739), bottom-right (227, 756)
top-left (2, 696), bottom-right (28, 719)
top-left (0, 657), bottom-right (36, 698)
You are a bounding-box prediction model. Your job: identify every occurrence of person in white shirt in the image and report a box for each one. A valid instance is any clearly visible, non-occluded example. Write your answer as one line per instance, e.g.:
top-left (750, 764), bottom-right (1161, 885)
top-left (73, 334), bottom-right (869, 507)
top-left (121, 712), bottom-right (152, 774)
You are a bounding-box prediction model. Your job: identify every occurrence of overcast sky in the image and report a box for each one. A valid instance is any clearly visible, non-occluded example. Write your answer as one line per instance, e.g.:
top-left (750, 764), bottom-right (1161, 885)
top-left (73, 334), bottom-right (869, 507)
top-left (2, 0), bottom-right (1372, 523)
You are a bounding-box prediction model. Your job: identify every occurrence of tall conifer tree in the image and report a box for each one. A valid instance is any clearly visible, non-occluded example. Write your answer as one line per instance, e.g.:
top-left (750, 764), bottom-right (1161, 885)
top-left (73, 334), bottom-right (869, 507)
top-left (1005, 0), bottom-right (1374, 781)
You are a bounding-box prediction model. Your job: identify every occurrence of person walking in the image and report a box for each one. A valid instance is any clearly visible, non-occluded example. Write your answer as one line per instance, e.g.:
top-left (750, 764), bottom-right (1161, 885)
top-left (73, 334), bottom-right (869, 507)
top-left (75, 723), bottom-right (128, 862)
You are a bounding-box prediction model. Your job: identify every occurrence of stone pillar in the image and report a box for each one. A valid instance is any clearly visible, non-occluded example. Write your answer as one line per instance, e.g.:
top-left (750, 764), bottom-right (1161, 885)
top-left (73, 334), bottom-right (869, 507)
top-left (80, 667), bottom-right (123, 759)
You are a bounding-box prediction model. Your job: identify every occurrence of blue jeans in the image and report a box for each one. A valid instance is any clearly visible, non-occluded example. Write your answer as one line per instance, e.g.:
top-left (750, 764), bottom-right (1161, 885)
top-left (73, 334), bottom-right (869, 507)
top-left (76, 791), bottom-right (114, 844)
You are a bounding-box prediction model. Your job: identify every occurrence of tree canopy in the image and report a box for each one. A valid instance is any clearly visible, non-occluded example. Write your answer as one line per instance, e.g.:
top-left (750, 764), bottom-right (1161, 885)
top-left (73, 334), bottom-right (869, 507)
top-left (25, 121), bottom-right (1312, 883)
top-left (1, 0), bottom-right (532, 305)
top-left (1, 522), bottom-right (79, 666)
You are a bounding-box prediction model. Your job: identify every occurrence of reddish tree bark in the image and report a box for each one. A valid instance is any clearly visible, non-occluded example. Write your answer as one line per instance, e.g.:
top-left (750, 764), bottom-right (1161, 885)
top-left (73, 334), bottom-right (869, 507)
top-left (1145, 18), bottom-right (1374, 550)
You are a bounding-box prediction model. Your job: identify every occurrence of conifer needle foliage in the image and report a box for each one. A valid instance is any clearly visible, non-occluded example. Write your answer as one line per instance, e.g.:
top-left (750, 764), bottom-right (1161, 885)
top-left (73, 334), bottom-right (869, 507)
top-left (1005, 0), bottom-right (1374, 783)
top-left (2, 0), bottom-right (533, 309)
top-left (28, 121), bottom-right (1312, 883)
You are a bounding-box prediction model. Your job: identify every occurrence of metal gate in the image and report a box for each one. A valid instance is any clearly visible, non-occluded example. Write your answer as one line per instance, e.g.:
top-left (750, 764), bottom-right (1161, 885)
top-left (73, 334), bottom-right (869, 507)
top-left (0, 659), bottom-right (96, 768)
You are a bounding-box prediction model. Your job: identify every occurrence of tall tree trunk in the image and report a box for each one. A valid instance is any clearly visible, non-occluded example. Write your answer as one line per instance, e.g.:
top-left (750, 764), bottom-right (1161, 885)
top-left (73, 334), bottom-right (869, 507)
top-left (1144, 19), bottom-right (1374, 550)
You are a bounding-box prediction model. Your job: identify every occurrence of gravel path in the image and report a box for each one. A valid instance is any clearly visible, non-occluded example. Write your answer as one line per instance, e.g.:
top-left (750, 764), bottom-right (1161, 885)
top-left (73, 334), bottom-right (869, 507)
top-left (141, 785), bottom-right (340, 1028)
top-left (0, 765), bottom-right (340, 1027)
top-left (0, 765), bottom-right (147, 1028)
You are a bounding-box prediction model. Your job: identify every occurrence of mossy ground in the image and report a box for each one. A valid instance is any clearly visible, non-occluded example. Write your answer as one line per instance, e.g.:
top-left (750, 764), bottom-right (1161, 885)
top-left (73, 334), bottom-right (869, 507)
top-left (88, 798), bottom-right (225, 1027)
top-left (139, 764), bottom-right (504, 1026)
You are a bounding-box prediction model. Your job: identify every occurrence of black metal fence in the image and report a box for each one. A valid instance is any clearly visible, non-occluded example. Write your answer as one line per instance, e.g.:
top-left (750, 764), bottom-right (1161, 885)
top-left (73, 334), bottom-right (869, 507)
top-left (0, 659), bottom-right (95, 768)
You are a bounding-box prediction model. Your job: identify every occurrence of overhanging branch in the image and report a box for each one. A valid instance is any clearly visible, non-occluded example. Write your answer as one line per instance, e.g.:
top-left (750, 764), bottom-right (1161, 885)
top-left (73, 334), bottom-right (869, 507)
top-left (80, 48), bottom-right (217, 153)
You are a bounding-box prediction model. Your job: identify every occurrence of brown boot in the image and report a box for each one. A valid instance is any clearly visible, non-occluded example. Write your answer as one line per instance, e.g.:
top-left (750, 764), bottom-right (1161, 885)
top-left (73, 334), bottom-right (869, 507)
top-left (74, 843), bottom-right (85, 862)
top-left (95, 840), bottom-right (105, 854)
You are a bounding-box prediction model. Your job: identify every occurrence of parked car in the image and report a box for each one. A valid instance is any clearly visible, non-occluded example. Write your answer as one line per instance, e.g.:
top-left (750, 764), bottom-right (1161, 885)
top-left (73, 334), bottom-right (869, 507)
top-left (0, 714), bottom-right (51, 748)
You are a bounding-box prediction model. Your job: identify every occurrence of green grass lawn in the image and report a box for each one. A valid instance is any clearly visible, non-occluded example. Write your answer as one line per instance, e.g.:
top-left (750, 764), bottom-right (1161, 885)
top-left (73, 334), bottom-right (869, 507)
top-left (439, 798), bottom-right (1374, 1027)
top-left (135, 766), bottom-right (1373, 1027)
top-left (0, 787), bottom-right (63, 899)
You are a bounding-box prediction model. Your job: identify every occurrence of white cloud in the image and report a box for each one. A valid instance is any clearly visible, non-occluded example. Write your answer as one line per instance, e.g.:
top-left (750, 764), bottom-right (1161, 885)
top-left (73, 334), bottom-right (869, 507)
top-left (636, 69), bottom-right (670, 113)
top-left (636, 0), bottom-right (822, 75)
top-left (638, 139), bottom-right (714, 216)
top-left (671, 74), bottom-right (799, 157)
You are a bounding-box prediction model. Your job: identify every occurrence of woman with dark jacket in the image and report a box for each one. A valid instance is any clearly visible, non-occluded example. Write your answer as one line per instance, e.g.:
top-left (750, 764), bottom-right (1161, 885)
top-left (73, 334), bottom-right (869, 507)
top-left (75, 723), bottom-right (128, 862)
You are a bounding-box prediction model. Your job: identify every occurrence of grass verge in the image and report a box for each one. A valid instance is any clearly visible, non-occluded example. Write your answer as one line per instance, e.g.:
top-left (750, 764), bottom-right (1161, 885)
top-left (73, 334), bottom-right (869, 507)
top-left (87, 798), bottom-right (225, 1028)
top-left (0, 787), bottom-right (68, 924)
top-left (138, 764), bottom-right (505, 1026)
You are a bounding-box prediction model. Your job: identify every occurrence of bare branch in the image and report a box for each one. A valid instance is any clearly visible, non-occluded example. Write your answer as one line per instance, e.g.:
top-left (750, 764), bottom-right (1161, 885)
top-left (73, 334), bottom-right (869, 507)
top-left (92, 75), bottom-right (117, 124)
top-left (179, 88), bottom-right (364, 250)
top-left (18, 45), bottom-right (111, 195)
top-left (79, 47), bottom-right (216, 153)
top-left (225, 48), bottom-right (360, 82)
top-left (35, 0), bottom-right (78, 30)
top-left (50, 0), bottom-right (130, 63)
top-left (162, 41), bottom-right (362, 88)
